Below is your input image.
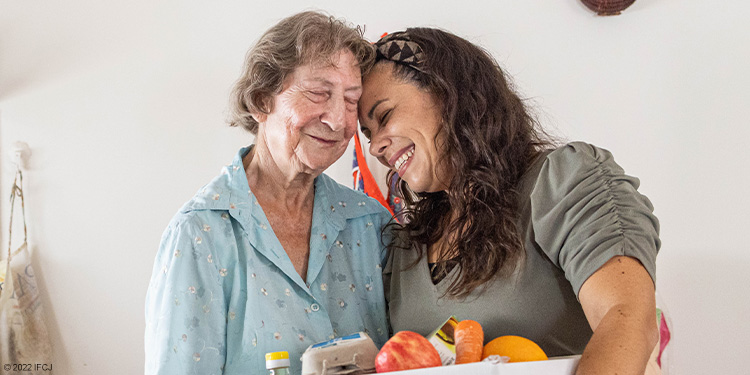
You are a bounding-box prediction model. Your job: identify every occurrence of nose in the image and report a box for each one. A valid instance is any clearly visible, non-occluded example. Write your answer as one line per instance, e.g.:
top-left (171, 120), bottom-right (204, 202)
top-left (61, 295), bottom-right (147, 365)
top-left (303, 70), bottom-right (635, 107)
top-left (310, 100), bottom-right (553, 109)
top-left (320, 95), bottom-right (347, 132)
top-left (368, 130), bottom-right (390, 159)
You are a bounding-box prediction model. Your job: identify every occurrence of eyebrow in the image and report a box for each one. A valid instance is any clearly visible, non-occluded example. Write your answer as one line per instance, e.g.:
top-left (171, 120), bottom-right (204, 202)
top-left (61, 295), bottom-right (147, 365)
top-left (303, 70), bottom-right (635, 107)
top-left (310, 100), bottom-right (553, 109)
top-left (367, 99), bottom-right (387, 120)
top-left (304, 78), bottom-right (361, 92)
top-left (304, 78), bottom-right (333, 86)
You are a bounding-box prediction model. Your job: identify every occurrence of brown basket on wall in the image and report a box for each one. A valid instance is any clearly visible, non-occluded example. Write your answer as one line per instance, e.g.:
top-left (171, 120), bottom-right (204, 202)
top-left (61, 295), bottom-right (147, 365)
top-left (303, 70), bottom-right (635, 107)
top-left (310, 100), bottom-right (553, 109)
top-left (581, 0), bottom-right (636, 16)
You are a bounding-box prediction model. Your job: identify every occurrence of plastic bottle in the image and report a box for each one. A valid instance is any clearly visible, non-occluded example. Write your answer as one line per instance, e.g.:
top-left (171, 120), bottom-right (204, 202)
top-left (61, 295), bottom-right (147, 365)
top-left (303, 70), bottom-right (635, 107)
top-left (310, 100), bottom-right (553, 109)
top-left (265, 351), bottom-right (291, 375)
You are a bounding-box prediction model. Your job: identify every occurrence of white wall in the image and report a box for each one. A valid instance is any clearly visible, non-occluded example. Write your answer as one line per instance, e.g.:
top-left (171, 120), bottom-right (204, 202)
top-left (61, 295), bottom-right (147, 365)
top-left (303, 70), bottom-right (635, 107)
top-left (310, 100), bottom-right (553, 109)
top-left (1, 0), bottom-right (748, 374)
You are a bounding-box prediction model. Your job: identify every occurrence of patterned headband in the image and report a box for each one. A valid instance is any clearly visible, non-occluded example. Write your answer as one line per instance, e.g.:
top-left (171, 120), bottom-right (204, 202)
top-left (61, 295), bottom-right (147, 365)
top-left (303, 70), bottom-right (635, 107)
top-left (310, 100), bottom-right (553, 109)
top-left (374, 31), bottom-right (426, 72)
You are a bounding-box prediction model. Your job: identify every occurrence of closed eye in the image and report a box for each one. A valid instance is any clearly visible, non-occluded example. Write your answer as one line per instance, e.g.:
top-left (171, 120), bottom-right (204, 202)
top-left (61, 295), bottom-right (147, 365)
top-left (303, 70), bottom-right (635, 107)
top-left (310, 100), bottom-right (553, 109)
top-left (345, 97), bottom-right (359, 112)
top-left (346, 96), bottom-right (360, 105)
top-left (307, 91), bottom-right (329, 102)
top-left (379, 109), bottom-right (392, 126)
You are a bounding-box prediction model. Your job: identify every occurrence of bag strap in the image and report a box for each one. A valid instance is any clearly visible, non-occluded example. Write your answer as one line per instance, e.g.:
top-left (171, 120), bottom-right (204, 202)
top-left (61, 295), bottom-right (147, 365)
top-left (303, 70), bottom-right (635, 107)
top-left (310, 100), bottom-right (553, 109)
top-left (7, 168), bottom-right (28, 263)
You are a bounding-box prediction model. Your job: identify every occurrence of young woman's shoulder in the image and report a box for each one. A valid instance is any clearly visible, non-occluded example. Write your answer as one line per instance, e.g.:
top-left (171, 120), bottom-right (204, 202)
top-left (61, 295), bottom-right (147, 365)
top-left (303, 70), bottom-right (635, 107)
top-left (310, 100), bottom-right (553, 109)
top-left (542, 142), bottom-right (624, 178)
top-left (529, 141), bottom-right (659, 296)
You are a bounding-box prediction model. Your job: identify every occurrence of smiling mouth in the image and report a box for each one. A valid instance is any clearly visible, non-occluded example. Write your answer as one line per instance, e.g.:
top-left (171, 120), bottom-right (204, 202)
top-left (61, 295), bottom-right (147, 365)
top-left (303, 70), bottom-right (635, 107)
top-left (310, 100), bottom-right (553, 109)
top-left (308, 134), bottom-right (338, 145)
top-left (393, 146), bottom-right (415, 172)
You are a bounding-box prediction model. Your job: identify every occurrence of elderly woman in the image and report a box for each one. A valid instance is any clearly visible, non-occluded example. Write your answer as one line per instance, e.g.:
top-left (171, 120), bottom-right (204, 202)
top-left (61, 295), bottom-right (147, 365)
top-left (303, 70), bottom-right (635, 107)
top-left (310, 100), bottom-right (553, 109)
top-left (145, 12), bottom-right (391, 375)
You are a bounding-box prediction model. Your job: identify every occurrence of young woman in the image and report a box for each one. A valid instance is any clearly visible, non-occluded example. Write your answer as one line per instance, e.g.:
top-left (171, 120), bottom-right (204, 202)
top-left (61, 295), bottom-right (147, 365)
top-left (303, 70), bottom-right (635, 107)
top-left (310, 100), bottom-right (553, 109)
top-left (358, 29), bottom-right (661, 374)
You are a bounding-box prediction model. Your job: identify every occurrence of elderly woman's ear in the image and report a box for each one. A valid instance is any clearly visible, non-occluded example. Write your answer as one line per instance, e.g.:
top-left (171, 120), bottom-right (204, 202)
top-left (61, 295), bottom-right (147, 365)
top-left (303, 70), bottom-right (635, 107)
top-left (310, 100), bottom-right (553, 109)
top-left (249, 93), bottom-right (271, 124)
top-left (250, 112), bottom-right (267, 124)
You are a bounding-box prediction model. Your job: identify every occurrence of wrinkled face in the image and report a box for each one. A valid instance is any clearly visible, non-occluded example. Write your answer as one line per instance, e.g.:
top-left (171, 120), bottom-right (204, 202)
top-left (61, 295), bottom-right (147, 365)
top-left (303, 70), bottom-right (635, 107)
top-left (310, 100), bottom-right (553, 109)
top-left (256, 49), bottom-right (362, 176)
top-left (358, 63), bottom-right (449, 193)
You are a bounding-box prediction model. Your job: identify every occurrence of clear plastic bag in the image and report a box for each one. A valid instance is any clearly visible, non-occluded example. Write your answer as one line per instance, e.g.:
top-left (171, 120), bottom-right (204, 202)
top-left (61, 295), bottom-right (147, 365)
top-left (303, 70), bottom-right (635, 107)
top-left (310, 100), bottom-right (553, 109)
top-left (655, 291), bottom-right (674, 375)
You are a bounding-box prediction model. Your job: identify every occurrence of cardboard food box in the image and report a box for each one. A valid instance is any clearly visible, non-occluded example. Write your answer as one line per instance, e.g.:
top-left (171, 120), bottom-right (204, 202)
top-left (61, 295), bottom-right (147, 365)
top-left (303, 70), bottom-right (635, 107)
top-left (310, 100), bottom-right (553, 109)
top-left (379, 355), bottom-right (580, 375)
top-left (412, 316), bottom-right (579, 374)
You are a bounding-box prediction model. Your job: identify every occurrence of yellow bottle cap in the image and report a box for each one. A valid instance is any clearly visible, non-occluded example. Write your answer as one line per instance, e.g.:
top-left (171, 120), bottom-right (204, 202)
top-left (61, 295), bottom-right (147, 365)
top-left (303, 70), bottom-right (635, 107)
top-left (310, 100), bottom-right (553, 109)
top-left (266, 351), bottom-right (291, 369)
top-left (265, 351), bottom-right (289, 361)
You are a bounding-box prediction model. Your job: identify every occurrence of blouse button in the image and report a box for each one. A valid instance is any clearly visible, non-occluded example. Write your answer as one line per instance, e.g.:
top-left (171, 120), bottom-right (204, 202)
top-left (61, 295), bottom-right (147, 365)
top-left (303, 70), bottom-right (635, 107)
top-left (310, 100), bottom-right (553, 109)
top-left (310, 303), bottom-right (320, 312)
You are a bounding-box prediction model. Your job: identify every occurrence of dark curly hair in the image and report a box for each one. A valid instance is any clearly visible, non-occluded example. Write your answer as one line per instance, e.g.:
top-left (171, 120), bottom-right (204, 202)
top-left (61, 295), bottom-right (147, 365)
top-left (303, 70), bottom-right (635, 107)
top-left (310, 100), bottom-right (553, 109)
top-left (378, 28), bottom-right (556, 298)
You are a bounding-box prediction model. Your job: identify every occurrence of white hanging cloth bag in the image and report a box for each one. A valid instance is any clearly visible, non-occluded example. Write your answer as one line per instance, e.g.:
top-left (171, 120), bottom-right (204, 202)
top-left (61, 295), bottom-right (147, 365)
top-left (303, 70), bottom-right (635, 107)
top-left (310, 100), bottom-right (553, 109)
top-left (0, 169), bottom-right (53, 373)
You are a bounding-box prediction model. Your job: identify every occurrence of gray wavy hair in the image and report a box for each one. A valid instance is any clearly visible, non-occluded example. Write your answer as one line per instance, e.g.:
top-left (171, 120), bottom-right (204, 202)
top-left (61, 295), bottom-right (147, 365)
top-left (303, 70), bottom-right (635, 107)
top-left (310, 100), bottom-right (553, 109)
top-left (228, 11), bottom-right (375, 134)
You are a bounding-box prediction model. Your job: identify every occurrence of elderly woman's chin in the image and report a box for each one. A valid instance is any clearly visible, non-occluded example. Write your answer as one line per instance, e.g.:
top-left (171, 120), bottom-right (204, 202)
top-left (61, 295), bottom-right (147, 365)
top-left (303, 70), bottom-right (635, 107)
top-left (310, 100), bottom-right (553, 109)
top-left (294, 137), bottom-right (350, 172)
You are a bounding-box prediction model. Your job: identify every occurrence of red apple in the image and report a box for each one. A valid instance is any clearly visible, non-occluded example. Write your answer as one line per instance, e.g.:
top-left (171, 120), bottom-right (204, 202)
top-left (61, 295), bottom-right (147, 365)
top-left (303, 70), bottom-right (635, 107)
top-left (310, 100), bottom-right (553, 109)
top-left (375, 331), bottom-right (442, 373)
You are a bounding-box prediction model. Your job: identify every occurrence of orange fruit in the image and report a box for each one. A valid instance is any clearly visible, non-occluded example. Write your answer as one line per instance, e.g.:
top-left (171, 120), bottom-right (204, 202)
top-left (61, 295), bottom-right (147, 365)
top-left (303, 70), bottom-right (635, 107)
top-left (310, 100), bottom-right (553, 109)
top-left (482, 335), bottom-right (548, 362)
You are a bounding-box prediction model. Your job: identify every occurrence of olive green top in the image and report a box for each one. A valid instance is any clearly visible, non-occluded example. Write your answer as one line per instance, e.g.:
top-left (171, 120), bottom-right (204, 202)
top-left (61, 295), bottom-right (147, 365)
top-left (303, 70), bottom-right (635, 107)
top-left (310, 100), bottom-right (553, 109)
top-left (384, 142), bottom-right (660, 357)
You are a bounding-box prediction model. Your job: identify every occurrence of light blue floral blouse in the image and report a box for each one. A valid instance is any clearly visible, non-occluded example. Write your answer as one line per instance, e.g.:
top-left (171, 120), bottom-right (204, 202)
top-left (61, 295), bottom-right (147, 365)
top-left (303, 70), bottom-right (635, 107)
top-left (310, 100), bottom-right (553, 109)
top-left (145, 146), bottom-right (392, 375)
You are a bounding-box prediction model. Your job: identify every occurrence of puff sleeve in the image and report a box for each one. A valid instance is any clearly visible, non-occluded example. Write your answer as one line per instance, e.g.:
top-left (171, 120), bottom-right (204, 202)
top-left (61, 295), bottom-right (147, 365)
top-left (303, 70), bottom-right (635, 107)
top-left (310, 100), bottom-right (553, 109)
top-left (530, 142), bottom-right (660, 297)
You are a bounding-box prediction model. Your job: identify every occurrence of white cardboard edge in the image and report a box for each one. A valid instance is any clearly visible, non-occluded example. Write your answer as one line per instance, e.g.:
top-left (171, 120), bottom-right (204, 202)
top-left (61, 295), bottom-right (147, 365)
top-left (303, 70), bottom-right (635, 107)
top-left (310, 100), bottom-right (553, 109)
top-left (380, 355), bottom-right (580, 375)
